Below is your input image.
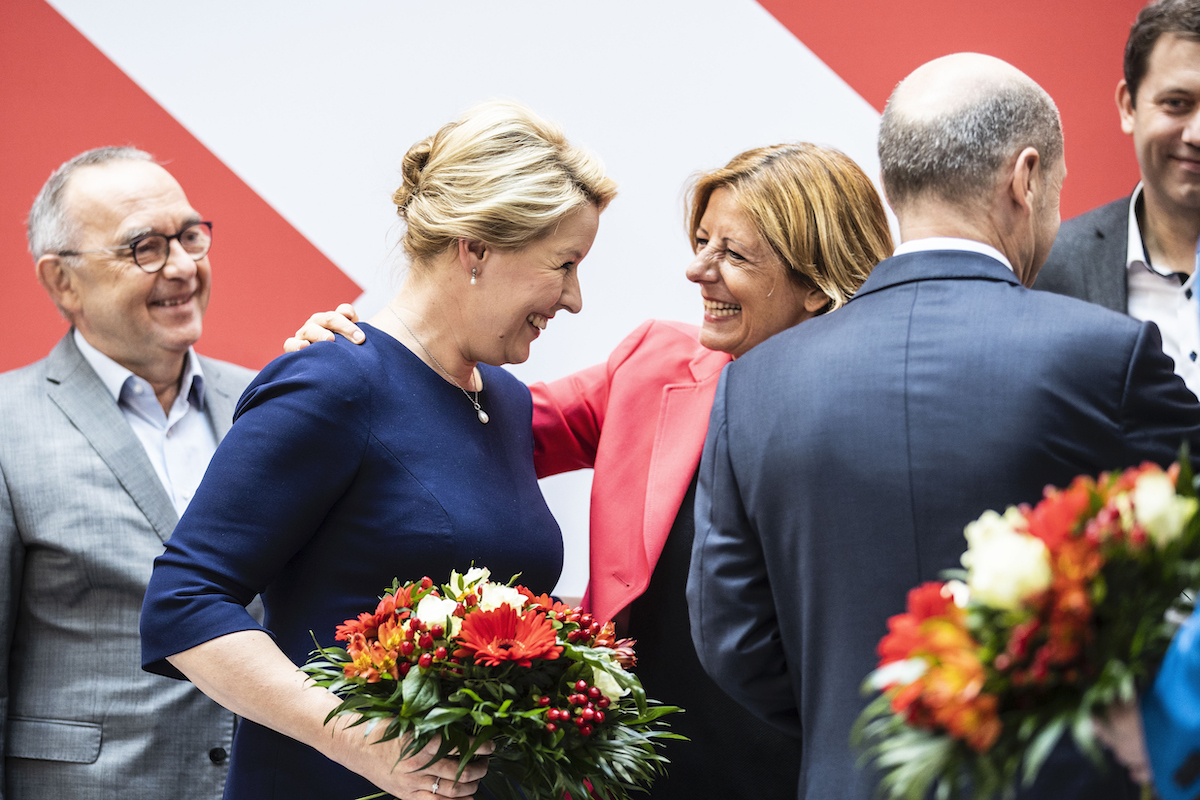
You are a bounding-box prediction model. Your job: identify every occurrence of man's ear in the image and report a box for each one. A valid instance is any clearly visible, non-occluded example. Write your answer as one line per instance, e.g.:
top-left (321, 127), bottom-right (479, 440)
top-left (1116, 79), bottom-right (1136, 136)
top-left (35, 254), bottom-right (80, 318)
top-left (1007, 146), bottom-right (1042, 218)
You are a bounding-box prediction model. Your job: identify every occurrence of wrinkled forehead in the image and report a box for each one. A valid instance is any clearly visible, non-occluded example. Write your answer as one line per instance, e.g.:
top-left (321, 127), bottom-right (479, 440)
top-left (64, 160), bottom-right (199, 243)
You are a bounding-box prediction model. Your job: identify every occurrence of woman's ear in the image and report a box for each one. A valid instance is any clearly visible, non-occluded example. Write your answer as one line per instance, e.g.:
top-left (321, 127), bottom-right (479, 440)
top-left (456, 238), bottom-right (488, 283)
top-left (802, 286), bottom-right (832, 314)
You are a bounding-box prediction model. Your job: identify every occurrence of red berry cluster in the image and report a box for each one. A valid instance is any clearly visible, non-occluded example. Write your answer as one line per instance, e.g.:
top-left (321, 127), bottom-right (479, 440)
top-left (541, 679), bottom-right (611, 737)
top-left (343, 578), bottom-right (461, 683)
top-left (562, 611), bottom-right (604, 645)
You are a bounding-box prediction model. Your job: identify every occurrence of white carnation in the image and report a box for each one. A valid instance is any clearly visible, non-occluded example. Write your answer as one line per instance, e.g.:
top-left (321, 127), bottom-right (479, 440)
top-left (867, 658), bottom-right (928, 691)
top-left (961, 508), bottom-right (1051, 610)
top-left (1132, 471), bottom-right (1197, 547)
top-left (591, 666), bottom-right (629, 699)
top-left (414, 594), bottom-right (461, 635)
top-left (449, 567), bottom-right (491, 597)
top-left (478, 582), bottom-right (527, 612)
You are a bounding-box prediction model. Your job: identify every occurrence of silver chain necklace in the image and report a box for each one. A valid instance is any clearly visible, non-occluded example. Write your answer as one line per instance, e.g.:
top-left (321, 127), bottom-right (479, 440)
top-left (388, 305), bottom-right (489, 424)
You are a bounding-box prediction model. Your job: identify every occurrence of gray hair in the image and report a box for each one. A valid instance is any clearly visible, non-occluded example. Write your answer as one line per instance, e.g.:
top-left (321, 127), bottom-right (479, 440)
top-left (26, 146), bottom-right (154, 260)
top-left (878, 80), bottom-right (1063, 209)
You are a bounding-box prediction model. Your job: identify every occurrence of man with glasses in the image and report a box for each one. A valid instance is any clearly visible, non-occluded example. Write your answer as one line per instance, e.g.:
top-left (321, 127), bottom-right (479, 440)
top-left (0, 147), bottom-right (255, 799)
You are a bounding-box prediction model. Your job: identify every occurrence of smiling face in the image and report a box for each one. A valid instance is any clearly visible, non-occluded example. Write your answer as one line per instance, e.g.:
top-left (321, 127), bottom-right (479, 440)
top-left (52, 160), bottom-right (210, 376)
top-left (685, 187), bottom-right (828, 357)
top-left (471, 202), bottom-right (600, 365)
top-left (1119, 33), bottom-right (1200, 218)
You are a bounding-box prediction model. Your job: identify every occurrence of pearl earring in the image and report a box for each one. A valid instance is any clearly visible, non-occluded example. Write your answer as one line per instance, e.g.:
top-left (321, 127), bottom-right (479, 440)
top-left (471, 268), bottom-right (477, 285)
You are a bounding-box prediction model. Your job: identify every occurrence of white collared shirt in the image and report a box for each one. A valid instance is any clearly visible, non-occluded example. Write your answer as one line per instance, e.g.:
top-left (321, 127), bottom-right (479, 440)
top-left (893, 237), bottom-right (1015, 273)
top-left (74, 329), bottom-right (219, 516)
top-left (1124, 183), bottom-right (1200, 397)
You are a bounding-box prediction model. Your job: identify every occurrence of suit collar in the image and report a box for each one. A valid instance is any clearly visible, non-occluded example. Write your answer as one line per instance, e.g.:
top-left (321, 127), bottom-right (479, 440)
top-left (45, 333), bottom-right (180, 542)
top-left (197, 356), bottom-right (243, 440)
top-left (854, 250), bottom-right (1022, 301)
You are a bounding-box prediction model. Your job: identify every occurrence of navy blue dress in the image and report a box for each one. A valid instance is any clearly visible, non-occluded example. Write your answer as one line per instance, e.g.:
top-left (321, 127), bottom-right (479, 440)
top-left (141, 323), bottom-right (563, 800)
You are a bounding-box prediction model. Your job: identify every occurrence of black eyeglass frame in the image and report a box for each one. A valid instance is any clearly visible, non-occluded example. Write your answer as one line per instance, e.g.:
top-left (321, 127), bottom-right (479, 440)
top-left (57, 221), bottom-right (214, 274)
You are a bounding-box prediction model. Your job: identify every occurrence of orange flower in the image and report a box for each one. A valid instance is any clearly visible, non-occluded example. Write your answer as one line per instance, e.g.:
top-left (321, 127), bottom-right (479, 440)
top-left (518, 587), bottom-right (574, 616)
top-left (456, 603), bottom-right (563, 667)
top-left (335, 586), bottom-right (413, 641)
top-left (1026, 476), bottom-right (1093, 552)
top-left (944, 693), bottom-right (1002, 753)
top-left (908, 582), bottom-right (956, 621)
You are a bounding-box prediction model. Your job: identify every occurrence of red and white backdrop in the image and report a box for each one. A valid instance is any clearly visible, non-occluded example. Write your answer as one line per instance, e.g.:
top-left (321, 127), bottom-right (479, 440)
top-left (0, 0), bottom-right (1146, 595)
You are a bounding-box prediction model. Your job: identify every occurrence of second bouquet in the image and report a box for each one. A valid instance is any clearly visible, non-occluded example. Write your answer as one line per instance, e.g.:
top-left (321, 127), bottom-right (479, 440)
top-left (302, 567), bottom-right (681, 800)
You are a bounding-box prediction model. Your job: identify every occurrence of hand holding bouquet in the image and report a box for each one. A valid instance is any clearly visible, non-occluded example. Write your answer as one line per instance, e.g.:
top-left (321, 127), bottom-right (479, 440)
top-left (854, 458), bottom-right (1200, 799)
top-left (303, 568), bottom-right (680, 800)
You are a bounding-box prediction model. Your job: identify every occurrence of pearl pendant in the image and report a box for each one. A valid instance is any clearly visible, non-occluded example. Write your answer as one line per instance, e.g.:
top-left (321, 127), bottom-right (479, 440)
top-left (477, 408), bottom-right (489, 424)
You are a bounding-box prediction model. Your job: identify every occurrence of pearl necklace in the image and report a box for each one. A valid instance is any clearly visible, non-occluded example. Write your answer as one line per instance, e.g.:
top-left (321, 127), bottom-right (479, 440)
top-left (389, 305), bottom-right (489, 424)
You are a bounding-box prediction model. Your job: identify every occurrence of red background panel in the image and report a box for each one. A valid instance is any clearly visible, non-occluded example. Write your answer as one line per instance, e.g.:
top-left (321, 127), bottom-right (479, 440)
top-left (762, 0), bottom-right (1145, 219)
top-left (0, 0), bottom-right (360, 373)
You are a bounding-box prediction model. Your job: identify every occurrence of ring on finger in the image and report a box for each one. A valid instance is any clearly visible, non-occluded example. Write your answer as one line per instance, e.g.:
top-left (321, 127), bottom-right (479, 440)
top-left (432, 777), bottom-right (441, 795)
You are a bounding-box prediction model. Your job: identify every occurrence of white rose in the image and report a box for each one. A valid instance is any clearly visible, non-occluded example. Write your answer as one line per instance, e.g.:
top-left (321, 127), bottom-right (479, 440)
top-left (449, 567), bottom-right (492, 597)
top-left (942, 580), bottom-right (970, 609)
top-left (1132, 471), bottom-right (1197, 547)
top-left (591, 665), bottom-right (629, 699)
top-left (478, 582), bottom-right (527, 612)
top-left (961, 508), bottom-right (1051, 610)
top-left (867, 658), bottom-right (928, 691)
top-left (415, 594), bottom-right (461, 635)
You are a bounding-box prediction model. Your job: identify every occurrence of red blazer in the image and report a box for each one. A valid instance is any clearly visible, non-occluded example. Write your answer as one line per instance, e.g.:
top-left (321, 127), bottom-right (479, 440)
top-left (530, 319), bottom-right (731, 624)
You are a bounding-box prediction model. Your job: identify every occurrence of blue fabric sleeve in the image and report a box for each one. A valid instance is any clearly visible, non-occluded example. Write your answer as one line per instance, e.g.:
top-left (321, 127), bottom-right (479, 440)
top-left (1143, 608), bottom-right (1200, 800)
top-left (140, 342), bottom-right (370, 679)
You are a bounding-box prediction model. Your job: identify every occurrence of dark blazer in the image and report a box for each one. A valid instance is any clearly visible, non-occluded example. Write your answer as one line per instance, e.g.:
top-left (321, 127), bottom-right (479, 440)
top-left (1034, 196), bottom-right (1129, 312)
top-left (687, 250), bottom-right (1200, 800)
top-left (0, 332), bottom-right (255, 800)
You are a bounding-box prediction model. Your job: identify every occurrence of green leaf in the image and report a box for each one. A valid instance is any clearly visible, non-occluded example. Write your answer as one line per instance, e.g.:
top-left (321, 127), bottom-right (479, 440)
top-left (1021, 716), bottom-right (1068, 787)
top-left (401, 666), bottom-right (440, 716)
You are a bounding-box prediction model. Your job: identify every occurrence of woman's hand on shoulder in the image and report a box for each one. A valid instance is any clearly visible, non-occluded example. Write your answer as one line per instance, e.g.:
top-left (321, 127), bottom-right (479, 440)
top-left (283, 303), bottom-right (365, 353)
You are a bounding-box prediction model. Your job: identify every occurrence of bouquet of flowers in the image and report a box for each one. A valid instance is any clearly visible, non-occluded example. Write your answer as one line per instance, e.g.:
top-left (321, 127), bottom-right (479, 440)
top-left (853, 457), bottom-right (1200, 800)
top-left (302, 567), bottom-right (681, 800)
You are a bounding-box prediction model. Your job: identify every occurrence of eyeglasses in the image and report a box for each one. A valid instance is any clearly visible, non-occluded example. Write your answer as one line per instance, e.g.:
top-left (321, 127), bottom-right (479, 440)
top-left (57, 221), bottom-right (213, 274)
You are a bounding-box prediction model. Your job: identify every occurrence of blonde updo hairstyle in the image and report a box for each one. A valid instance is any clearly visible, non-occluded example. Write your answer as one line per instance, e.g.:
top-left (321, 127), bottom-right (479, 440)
top-left (686, 143), bottom-right (892, 312)
top-left (393, 100), bottom-right (617, 267)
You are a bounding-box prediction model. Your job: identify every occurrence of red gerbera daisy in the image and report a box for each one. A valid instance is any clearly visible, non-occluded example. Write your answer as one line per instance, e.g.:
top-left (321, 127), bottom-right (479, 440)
top-left (455, 603), bottom-right (562, 667)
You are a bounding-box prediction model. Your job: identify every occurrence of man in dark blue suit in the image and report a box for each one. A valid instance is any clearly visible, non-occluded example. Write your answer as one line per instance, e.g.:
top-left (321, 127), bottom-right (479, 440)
top-left (686, 53), bottom-right (1200, 800)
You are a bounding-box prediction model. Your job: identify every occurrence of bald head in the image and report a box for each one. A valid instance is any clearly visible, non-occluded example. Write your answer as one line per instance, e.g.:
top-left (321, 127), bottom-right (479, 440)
top-left (879, 53), bottom-right (1063, 210)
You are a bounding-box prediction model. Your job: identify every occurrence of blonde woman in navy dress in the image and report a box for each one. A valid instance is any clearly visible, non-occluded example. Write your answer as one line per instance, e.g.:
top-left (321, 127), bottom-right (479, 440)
top-left (140, 101), bottom-right (616, 800)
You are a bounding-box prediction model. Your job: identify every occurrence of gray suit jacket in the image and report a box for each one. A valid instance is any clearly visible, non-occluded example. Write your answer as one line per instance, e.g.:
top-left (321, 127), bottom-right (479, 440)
top-left (1034, 196), bottom-right (1129, 312)
top-left (0, 333), bottom-right (255, 799)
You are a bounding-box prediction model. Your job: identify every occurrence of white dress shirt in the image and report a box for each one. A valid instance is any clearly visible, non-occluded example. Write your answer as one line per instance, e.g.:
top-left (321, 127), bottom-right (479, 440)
top-left (1124, 183), bottom-right (1200, 397)
top-left (74, 329), bottom-right (218, 516)
top-left (893, 237), bottom-right (1015, 273)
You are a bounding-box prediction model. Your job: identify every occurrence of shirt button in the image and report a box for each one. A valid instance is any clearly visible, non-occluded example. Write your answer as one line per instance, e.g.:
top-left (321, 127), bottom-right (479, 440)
top-left (209, 747), bottom-right (228, 763)
top-left (1191, 352), bottom-right (1197, 362)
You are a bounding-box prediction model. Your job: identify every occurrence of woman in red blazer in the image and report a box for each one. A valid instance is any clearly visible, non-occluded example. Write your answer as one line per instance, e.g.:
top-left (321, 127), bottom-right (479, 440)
top-left (527, 144), bottom-right (892, 798)
top-left (290, 143), bottom-right (892, 798)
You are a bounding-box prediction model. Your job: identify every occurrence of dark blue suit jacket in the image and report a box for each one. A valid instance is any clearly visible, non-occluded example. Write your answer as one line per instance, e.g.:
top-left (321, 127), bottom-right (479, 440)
top-left (687, 250), bottom-right (1200, 800)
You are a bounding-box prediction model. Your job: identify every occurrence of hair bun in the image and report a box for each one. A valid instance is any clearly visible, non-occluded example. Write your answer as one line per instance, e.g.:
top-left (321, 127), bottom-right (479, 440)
top-left (394, 137), bottom-right (434, 213)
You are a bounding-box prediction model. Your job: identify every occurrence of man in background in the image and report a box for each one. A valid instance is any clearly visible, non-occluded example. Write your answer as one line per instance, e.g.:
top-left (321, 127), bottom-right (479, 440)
top-left (688, 53), bottom-right (1200, 799)
top-left (0, 147), bottom-right (255, 799)
top-left (1037, 0), bottom-right (1200, 396)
